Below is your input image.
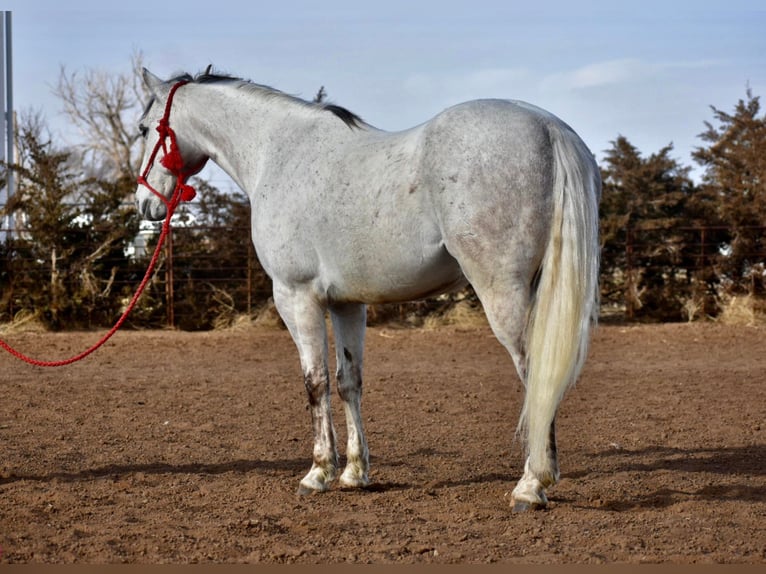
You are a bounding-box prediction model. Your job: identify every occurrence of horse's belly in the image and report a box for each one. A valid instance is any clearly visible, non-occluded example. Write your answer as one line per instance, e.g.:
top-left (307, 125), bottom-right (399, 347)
top-left (326, 245), bottom-right (466, 305)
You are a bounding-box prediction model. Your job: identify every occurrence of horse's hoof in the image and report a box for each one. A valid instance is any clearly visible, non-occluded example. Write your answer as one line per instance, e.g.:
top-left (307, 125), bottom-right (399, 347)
top-left (512, 500), bottom-right (531, 513)
top-left (297, 476), bottom-right (331, 496)
top-left (296, 483), bottom-right (323, 496)
top-left (511, 499), bottom-right (546, 513)
top-left (297, 464), bottom-right (336, 496)
top-left (339, 477), bottom-right (369, 490)
top-left (339, 468), bottom-right (369, 489)
top-left (510, 472), bottom-right (549, 513)
top-left (509, 488), bottom-right (548, 513)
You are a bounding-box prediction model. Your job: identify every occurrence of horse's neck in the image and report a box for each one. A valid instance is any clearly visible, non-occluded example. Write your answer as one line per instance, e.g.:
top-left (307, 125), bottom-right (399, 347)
top-left (182, 85), bottom-right (347, 192)
top-left (180, 87), bottom-right (272, 189)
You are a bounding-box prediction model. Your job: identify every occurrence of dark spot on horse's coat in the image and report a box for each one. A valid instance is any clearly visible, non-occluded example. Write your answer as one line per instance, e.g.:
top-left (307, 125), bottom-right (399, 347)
top-left (548, 420), bottom-right (558, 459)
top-left (449, 174), bottom-right (459, 183)
top-left (409, 183), bottom-right (417, 194)
top-left (303, 372), bottom-right (325, 407)
top-left (343, 347), bottom-right (353, 363)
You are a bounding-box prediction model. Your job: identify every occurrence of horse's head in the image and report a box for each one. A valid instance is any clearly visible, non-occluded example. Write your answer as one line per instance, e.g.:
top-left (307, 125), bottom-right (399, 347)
top-left (135, 69), bottom-right (208, 221)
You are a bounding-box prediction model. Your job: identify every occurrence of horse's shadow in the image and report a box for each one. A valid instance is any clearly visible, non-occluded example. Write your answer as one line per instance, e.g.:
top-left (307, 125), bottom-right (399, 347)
top-left (596, 443), bottom-right (765, 475)
top-left (3, 444), bottom-right (763, 511)
top-left (0, 456), bottom-right (414, 492)
top-left (564, 443), bottom-right (766, 511)
top-left (0, 458), bottom-right (306, 486)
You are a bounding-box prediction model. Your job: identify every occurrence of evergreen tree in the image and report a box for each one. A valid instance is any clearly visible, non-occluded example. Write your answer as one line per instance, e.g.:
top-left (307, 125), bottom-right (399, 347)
top-left (599, 136), bottom-right (708, 319)
top-left (693, 88), bottom-right (766, 294)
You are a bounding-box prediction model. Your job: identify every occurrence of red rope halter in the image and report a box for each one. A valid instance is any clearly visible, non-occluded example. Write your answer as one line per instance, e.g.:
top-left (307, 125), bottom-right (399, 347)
top-left (0, 80), bottom-right (204, 367)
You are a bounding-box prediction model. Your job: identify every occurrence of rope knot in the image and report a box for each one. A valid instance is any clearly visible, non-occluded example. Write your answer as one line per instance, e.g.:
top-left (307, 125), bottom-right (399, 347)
top-left (156, 118), bottom-right (171, 138)
top-left (179, 183), bottom-right (197, 202)
top-left (160, 147), bottom-right (185, 173)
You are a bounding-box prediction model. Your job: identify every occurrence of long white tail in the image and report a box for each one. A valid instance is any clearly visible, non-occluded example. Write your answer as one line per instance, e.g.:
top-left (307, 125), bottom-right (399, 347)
top-left (519, 124), bottom-right (600, 483)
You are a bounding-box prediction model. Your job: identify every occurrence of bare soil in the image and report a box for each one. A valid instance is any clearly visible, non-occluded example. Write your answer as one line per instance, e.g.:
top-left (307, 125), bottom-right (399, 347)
top-left (0, 322), bottom-right (764, 563)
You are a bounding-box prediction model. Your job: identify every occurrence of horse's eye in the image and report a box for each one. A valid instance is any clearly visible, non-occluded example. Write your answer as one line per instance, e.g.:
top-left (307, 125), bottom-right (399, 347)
top-left (139, 125), bottom-right (148, 138)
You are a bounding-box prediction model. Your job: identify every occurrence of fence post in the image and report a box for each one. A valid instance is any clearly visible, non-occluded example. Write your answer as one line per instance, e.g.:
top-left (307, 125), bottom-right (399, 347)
top-left (247, 241), bottom-right (254, 315)
top-left (625, 224), bottom-right (634, 319)
top-left (247, 220), bottom-right (254, 316)
top-left (165, 227), bottom-right (175, 327)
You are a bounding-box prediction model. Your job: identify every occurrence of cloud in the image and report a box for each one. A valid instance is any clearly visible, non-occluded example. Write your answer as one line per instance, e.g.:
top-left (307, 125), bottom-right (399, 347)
top-left (541, 58), bottom-right (724, 92)
top-left (401, 59), bottom-right (723, 112)
top-left (386, 58), bottom-right (732, 171)
top-left (549, 59), bottom-right (653, 89)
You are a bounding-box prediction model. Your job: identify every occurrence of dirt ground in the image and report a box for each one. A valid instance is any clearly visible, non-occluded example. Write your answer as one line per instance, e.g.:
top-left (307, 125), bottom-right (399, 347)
top-left (0, 321), bottom-right (764, 564)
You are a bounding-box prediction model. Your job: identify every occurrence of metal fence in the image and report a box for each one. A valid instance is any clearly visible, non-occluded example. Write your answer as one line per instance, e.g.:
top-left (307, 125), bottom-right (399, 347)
top-left (605, 224), bottom-right (766, 320)
top-left (1, 221), bottom-right (271, 329)
top-left (3, 222), bottom-right (765, 327)
top-left (622, 225), bottom-right (765, 274)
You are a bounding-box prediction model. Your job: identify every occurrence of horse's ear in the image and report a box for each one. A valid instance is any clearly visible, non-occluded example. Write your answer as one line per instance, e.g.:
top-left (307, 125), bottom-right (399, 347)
top-left (142, 68), bottom-right (166, 94)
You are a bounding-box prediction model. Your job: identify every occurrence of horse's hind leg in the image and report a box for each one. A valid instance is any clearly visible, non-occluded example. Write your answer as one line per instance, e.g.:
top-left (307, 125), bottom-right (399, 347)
top-left (511, 420), bottom-right (559, 512)
top-left (330, 303), bottom-right (370, 488)
top-left (469, 276), bottom-right (559, 510)
top-left (273, 285), bottom-right (338, 494)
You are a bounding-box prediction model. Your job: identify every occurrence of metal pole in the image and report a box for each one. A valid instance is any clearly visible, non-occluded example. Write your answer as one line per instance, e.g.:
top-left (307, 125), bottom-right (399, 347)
top-left (0, 15), bottom-right (5, 162)
top-left (0, 13), bottom-right (6, 241)
top-left (247, 223), bottom-right (253, 315)
top-left (626, 225), bottom-right (634, 319)
top-left (1, 11), bottom-right (13, 241)
top-left (5, 11), bottom-right (13, 217)
top-left (165, 228), bottom-right (175, 327)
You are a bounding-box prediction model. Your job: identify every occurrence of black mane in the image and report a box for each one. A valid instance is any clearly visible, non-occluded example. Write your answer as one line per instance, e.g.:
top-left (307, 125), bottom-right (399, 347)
top-left (193, 70), bottom-right (364, 129)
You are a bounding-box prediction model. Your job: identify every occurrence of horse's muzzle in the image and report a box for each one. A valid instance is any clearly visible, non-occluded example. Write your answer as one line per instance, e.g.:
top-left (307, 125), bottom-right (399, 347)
top-left (137, 197), bottom-right (168, 222)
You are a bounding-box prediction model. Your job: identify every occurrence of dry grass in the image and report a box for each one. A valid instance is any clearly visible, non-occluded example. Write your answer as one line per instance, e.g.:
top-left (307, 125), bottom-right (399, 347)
top-left (250, 300), bottom-right (285, 330)
top-left (422, 299), bottom-right (488, 330)
top-left (0, 310), bottom-right (47, 335)
top-left (716, 294), bottom-right (766, 326)
top-left (220, 297), bottom-right (490, 333)
top-left (682, 296), bottom-right (704, 323)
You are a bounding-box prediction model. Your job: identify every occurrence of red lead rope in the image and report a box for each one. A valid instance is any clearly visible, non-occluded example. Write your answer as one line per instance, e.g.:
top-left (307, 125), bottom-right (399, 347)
top-left (0, 80), bottom-right (203, 367)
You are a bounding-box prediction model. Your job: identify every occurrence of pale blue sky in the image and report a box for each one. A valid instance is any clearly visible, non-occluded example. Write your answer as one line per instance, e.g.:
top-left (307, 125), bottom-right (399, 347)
top-left (3, 0), bottom-right (764, 184)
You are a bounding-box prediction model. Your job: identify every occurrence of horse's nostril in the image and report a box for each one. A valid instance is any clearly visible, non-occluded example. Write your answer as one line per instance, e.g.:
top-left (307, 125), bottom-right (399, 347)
top-left (150, 203), bottom-right (168, 222)
top-left (135, 198), bottom-right (163, 221)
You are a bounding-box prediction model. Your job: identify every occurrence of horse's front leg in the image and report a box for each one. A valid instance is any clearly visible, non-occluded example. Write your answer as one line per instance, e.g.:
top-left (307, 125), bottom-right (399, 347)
top-left (330, 303), bottom-right (370, 488)
top-left (273, 286), bottom-right (338, 494)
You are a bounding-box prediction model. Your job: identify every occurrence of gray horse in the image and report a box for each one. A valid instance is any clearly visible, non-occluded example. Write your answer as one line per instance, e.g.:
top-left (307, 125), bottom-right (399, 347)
top-left (135, 69), bottom-right (600, 511)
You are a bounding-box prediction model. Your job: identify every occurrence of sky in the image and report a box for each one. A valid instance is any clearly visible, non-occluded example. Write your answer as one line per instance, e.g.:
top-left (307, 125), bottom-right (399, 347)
top-left (2, 0), bottom-right (764, 186)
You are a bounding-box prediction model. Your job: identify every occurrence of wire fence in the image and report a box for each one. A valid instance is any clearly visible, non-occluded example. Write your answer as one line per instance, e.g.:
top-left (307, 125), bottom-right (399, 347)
top-left (157, 223), bottom-right (269, 328)
top-left (3, 222), bottom-right (766, 327)
top-left (1, 220), bottom-right (271, 330)
top-left (604, 224), bottom-right (766, 320)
